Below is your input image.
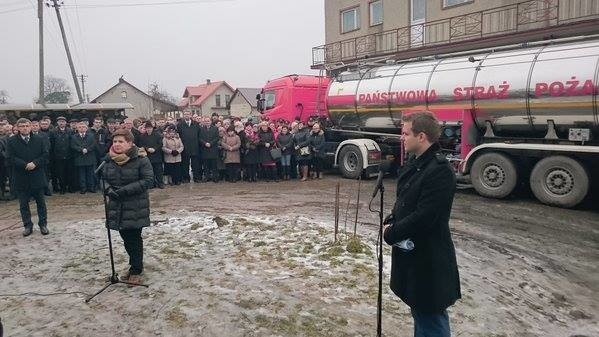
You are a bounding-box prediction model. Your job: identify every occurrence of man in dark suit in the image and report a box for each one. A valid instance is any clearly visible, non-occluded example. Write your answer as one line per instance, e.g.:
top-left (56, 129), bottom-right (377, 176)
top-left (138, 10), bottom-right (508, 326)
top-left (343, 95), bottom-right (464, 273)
top-left (70, 121), bottom-right (97, 194)
top-left (383, 111), bottom-right (460, 337)
top-left (6, 118), bottom-right (50, 237)
top-left (177, 111), bottom-right (201, 183)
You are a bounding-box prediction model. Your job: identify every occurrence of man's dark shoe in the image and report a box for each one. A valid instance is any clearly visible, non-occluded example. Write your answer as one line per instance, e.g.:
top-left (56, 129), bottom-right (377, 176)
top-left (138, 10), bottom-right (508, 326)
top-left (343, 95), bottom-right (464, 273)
top-left (80, 190), bottom-right (86, 194)
top-left (40, 225), bottom-right (49, 235)
top-left (23, 227), bottom-right (33, 237)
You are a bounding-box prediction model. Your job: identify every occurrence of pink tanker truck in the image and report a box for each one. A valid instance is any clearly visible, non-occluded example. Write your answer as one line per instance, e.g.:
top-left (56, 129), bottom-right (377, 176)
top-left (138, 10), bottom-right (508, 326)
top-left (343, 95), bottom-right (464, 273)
top-left (258, 35), bottom-right (599, 208)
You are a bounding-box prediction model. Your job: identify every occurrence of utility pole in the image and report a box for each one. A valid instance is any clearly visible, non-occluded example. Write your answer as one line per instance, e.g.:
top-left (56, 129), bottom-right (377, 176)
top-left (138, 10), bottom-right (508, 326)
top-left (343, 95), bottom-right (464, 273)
top-left (80, 74), bottom-right (88, 103)
top-left (49, 0), bottom-right (83, 103)
top-left (38, 0), bottom-right (44, 104)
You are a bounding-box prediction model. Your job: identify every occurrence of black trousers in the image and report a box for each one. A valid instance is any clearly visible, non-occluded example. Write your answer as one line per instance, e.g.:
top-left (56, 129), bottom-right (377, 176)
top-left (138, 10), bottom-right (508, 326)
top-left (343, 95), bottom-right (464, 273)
top-left (78, 165), bottom-right (95, 192)
top-left (203, 159), bottom-right (217, 181)
top-left (225, 163), bottom-right (240, 182)
top-left (165, 162), bottom-right (182, 184)
top-left (244, 163), bottom-right (258, 181)
top-left (67, 160), bottom-right (78, 192)
top-left (53, 159), bottom-right (68, 193)
top-left (119, 228), bottom-right (143, 275)
top-left (181, 154), bottom-right (200, 182)
top-left (290, 155), bottom-right (298, 179)
top-left (312, 157), bottom-right (324, 174)
top-left (0, 163), bottom-right (6, 194)
top-left (151, 162), bottom-right (164, 187)
top-left (17, 188), bottom-right (47, 229)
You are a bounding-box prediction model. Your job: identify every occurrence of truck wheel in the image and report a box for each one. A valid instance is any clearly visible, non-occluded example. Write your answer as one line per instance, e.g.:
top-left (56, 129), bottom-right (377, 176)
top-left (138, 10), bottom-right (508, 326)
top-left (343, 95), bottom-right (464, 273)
top-left (471, 153), bottom-right (518, 199)
top-left (339, 145), bottom-right (363, 179)
top-left (530, 156), bottom-right (589, 208)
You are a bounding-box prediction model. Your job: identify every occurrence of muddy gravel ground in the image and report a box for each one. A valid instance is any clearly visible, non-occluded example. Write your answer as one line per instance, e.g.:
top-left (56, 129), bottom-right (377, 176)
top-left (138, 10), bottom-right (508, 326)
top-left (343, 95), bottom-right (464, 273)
top-left (0, 174), bottom-right (597, 337)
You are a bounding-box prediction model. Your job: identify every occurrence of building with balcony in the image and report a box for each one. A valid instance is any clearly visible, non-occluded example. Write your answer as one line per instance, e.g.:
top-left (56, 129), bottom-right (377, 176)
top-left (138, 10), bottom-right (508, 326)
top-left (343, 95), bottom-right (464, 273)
top-left (313, 0), bottom-right (599, 73)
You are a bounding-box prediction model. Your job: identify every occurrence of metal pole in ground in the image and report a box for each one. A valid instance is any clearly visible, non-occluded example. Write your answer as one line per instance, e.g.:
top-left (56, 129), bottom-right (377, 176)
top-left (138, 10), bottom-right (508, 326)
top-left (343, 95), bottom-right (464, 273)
top-left (354, 176), bottom-right (362, 237)
top-left (334, 182), bottom-right (340, 242)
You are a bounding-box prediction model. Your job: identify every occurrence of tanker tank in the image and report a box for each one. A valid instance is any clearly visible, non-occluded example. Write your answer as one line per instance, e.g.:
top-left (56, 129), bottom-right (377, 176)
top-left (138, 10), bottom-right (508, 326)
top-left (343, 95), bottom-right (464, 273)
top-left (327, 38), bottom-right (599, 143)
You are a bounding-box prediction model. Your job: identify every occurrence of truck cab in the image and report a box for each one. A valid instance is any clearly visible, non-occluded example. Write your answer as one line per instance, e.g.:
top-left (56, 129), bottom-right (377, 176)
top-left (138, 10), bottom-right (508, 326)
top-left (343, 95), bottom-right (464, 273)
top-left (257, 75), bottom-right (330, 123)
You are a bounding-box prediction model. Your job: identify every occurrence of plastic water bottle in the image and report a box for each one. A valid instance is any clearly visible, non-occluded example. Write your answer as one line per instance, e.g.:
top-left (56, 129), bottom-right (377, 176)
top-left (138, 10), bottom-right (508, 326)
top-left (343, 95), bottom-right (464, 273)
top-left (394, 239), bottom-right (414, 252)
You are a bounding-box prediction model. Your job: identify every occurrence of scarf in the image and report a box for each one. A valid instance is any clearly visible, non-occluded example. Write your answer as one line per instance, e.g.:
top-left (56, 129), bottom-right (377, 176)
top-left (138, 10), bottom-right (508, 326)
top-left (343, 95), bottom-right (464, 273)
top-left (245, 130), bottom-right (258, 143)
top-left (109, 146), bottom-right (131, 166)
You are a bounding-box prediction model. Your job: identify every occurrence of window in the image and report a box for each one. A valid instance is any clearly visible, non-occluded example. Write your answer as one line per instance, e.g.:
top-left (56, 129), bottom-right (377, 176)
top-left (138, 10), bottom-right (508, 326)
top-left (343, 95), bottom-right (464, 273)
top-left (443, 0), bottom-right (473, 8)
top-left (215, 94), bottom-right (221, 107)
top-left (264, 92), bottom-right (276, 110)
top-left (341, 7), bottom-right (360, 33)
top-left (412, 0), bottom-right (425, 21)
top-left (225, 94), bottom-right (231, 106)
top-left (370, 1), bottom-right (383, 26)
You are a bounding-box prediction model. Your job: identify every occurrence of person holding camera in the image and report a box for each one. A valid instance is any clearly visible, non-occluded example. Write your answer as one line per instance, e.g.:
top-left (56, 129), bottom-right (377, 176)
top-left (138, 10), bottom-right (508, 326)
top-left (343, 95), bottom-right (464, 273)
top-left (102, 129), bottom-right (154, 285)
top-left (383, 111), bottom-right (460, 337)
top-left (162, 126), bottom-right (184, 186)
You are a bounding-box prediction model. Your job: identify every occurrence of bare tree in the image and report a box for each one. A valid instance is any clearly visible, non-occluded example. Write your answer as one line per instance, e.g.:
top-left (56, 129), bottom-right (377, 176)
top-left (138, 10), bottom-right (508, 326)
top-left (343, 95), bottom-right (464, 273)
top-left (148, 82), bottom-right (176, 105)
top-left (43, 75), bottom-right (72, 104)
top-left (0, 90), bottom-right (8, 104)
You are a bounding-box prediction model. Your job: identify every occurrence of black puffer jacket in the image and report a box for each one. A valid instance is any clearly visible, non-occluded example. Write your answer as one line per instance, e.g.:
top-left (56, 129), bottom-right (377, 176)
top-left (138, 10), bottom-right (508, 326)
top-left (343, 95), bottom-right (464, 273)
top-left (102, 146), bottom-right (154, 231)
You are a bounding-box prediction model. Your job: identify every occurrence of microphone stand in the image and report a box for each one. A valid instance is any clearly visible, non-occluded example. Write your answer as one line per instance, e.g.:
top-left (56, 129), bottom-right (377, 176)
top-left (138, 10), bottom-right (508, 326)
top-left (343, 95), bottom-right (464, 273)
top-left (85, 161), bottom-right (148, 303)
top-left (370, 169), bottom-right (385, 337)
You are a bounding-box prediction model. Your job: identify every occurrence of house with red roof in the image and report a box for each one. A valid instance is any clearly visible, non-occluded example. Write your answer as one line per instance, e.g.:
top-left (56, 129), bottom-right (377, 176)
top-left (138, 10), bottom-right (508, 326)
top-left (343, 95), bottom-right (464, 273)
top-left (179, 79), bottom-right (235, 116)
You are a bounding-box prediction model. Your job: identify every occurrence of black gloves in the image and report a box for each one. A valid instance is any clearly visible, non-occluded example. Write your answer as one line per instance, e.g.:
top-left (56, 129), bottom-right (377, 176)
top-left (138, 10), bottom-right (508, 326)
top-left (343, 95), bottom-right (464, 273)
top-left (171, 150), bottom-right (179, 156)
top-left (105, 186), bottom-right (123, 200)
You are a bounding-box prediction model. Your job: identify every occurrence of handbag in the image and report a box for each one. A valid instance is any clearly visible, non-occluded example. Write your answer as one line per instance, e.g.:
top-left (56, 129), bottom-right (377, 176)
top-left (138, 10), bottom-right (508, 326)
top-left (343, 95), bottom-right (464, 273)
top-left (299, 146), bottom-right (311, 156)
top-left (270, 148), bottom-right (282, 160)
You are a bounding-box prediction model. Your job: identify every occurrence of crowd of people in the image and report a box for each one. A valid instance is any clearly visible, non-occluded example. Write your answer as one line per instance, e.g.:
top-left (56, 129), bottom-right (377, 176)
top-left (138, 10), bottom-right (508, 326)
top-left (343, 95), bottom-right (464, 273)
top-left (0, 111), bottom-right (329, 201)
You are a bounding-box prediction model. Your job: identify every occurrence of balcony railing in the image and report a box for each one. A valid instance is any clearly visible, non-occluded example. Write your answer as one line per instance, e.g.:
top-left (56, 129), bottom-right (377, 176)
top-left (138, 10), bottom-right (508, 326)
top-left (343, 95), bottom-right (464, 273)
top-left (312, 0), bottom-right (599, 67)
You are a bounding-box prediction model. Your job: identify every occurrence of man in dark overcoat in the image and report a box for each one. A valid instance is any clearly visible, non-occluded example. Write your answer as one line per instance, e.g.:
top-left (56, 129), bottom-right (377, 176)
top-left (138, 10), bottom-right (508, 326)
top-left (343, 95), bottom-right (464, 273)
top-left (70, 121), bottom-right (97, 194)
top-left (177, 111), bottom-right (201, 183)
top-left (6, 118), bottom-right (50, 236)
top-left (383, 111), bottom-right (460, 337)
top-left (199, 117), bottom-right (220, 182)
top-left (50, 116), bottom-right (71, 194)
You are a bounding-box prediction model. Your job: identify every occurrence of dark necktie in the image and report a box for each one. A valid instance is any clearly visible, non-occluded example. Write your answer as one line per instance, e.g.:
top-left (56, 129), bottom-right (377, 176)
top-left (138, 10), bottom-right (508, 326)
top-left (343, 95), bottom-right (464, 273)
top-left (25, 136), bottom-right (30, 143)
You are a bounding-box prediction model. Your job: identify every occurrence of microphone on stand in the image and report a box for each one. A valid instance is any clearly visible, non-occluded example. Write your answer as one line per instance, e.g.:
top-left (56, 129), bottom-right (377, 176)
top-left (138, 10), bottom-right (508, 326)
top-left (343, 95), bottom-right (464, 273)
top-left (372, 161), bottom-right (392, 198)
top-left (94, 157), bottom-right (110, 175)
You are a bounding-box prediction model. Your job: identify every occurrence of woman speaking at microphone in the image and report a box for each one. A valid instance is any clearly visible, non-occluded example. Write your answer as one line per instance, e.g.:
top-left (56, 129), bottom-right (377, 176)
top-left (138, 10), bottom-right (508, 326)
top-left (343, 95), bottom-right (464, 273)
top-left (102, 129), bottom-right (154, 285)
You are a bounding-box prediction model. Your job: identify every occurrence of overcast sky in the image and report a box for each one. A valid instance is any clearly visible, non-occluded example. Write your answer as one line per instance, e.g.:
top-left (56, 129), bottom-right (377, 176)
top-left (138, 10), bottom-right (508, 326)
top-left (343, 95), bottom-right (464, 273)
top-left (0, 0), bottom-right (324, 104)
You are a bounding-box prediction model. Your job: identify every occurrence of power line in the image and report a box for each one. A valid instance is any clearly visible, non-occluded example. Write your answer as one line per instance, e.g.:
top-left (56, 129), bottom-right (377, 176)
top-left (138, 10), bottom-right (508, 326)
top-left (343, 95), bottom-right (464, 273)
top-left (63, 7), bottom-right (84, 76)
top-left (61, 0), bottom-right (235, 9)
top-left (72, 0), bottom-right (89, 75)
